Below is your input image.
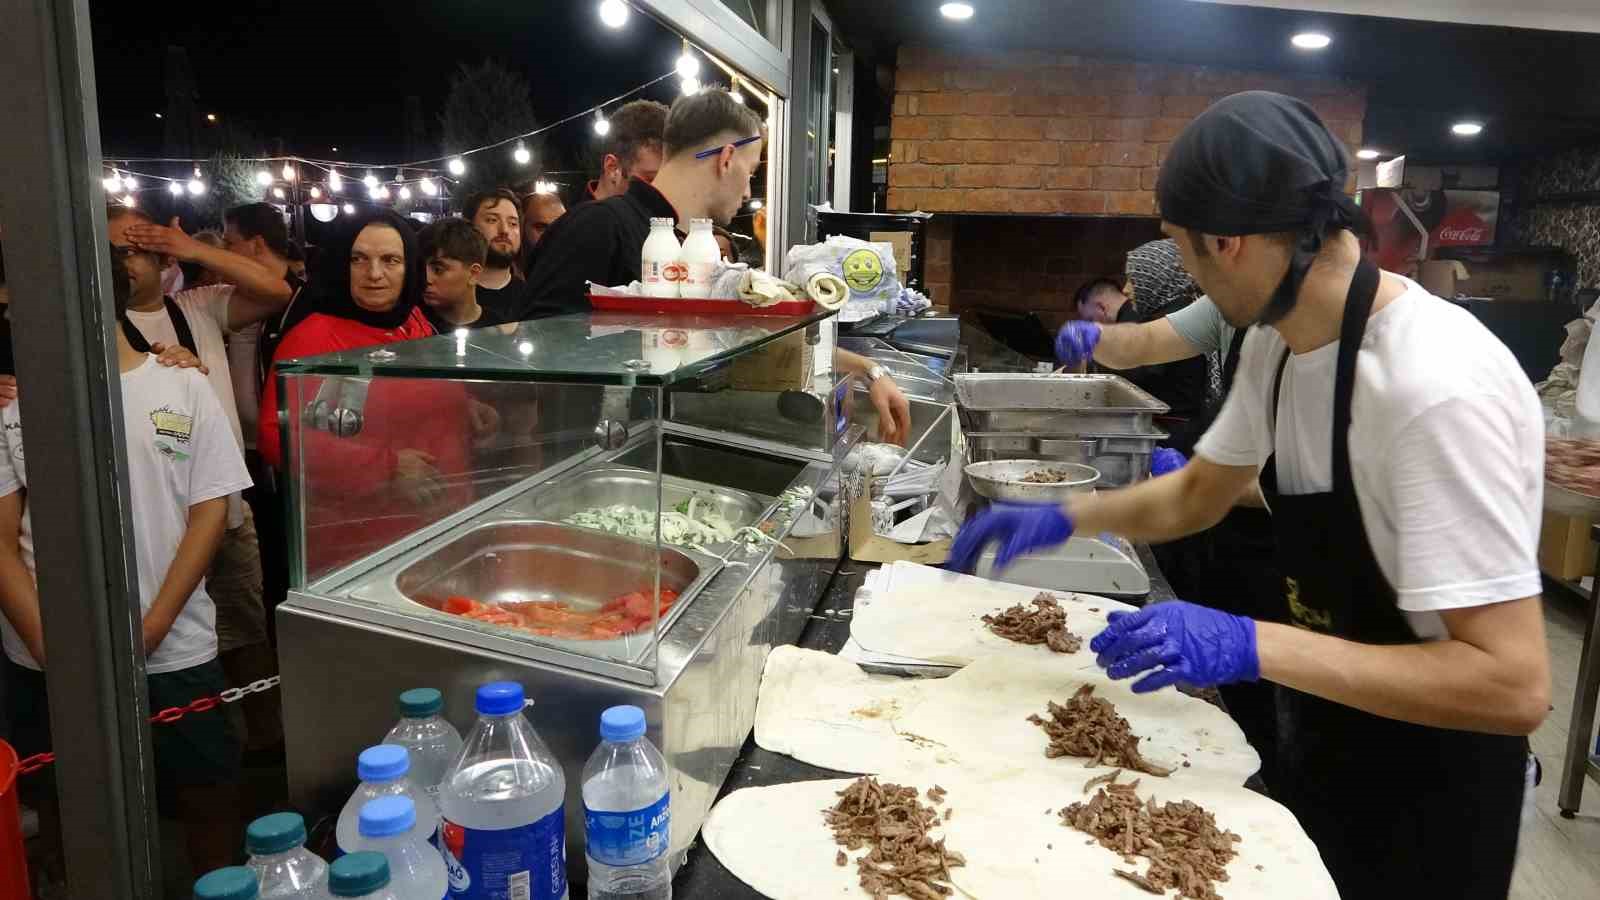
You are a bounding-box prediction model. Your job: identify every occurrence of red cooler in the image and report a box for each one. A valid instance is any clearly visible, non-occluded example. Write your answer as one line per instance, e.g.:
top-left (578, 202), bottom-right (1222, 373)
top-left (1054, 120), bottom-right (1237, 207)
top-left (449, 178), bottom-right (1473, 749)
top-left (0, 740), bottom-right (28, 900)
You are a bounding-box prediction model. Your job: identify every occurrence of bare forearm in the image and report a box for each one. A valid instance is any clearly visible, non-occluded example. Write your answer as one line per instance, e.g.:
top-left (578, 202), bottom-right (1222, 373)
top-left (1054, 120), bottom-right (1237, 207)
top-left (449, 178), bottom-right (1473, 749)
top-left (1070, 460), bottom-right (1248, 542)
top-left (0, 551), bottom-right (43, 664)
top-left (835, 348), bottom-right (871, 379)
top-left (191, 245), bottom-right (291, 308)
top-left (145, 499), bottom-right (227, 642)
top-left (1256, 604), bottom-right (1550, 735)
top-left (1094, 319), bottom-right (1198, 369)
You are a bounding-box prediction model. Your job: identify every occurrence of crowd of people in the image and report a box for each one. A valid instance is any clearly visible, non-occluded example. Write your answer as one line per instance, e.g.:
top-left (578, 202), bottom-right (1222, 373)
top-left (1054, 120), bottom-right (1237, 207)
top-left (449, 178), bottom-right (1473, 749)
top-left (0, 87), bottom-right (912, 885)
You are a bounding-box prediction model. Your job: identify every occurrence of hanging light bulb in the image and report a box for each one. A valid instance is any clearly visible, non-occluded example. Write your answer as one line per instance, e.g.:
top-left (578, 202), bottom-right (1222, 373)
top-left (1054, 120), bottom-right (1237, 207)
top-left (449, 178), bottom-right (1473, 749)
top-left (598, 0), bottom-right (629, 29)
top-left (420, 177), bottom-right (438, 197)
top-left (398, 185), bottom-right (413, 200)
top-left (309, 186), bottom-right (322, 200)
top-left (329, 171), bottom-right (344, 193)
top-left (363, 171), bottom-right (379, 189)
top-left (187, 178), bottom-right (206, 196)
top-left (447, 157), bottom-right (466, 176)
top-left (193, 166), bottom-right (203, 178)
top-left (282, 162), bottom-right (297, 181)
top-left (255, 169), bottom-right (273, 187)
top-left (676, 41), bottom-right (700, 79)
top-left (680, 76), bottom-right (701, 96)
top-left (167, 181), bottom-right (184, 196)
top-left (594, 111), bottom-right (611, 137)
top-left (729, 77), bottom-right (744, 105)
top-left (122, 174), bottom-right (139, 190)
top-left (120, 194), bottom-right (136, 208)
top-left (342, 203), bottom-right (356, 215)
top-left (367, 185), bottom-right (381, 200)
top-left (102, 173), bottom-right (123, 192)
top-left (748, 198), bottom-right (764, 211)
top-left (513, 143), bottom-right (531, 165)
top-left (271, 186), bottom-right (286, 200)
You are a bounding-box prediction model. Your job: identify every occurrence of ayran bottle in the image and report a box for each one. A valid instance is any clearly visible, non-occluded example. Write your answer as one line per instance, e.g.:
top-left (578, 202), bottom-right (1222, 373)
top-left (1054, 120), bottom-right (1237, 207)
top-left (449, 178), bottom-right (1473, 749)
top-left (679, 219), bottom-right (719, 297)
top-left (640, 218), bottom-right (683, 299)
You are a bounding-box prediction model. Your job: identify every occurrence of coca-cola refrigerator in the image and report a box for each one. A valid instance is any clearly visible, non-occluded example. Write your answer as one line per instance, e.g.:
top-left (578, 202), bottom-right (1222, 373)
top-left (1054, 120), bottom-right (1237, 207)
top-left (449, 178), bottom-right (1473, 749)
top-left (1359, 188), bottom-right (1500, 278)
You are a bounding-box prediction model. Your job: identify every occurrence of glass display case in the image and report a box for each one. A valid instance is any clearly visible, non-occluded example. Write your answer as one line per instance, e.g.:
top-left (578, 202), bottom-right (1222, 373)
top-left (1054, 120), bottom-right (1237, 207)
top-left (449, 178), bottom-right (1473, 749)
top-left (274, 311), bottom-right (859, 874)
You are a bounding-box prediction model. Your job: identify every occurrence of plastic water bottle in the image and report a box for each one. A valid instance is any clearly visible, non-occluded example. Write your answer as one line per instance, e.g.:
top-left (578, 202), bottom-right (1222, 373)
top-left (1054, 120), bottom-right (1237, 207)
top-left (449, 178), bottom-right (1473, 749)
top-left (385, 689), bottom-right (464, 801)
top-left (338, 745), bottom-right (441, 854)
top-left (194, 866), bottom-right (259, 900)
top-left (246, 812), bottom-right (330, 899)
top-left (328, 852), bottom-right (401, 900)
top-left (582, 706), bottom-right (670, 900)
top-left (349, 796), bottom-right (448, 900)
top-left (439, 681), bottom-right (568, 900)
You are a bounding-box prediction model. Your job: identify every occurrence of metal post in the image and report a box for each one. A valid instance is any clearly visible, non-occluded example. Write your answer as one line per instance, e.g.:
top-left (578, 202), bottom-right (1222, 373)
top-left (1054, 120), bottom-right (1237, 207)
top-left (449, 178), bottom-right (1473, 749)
top-left (0, 0), bottom-right (163, 895)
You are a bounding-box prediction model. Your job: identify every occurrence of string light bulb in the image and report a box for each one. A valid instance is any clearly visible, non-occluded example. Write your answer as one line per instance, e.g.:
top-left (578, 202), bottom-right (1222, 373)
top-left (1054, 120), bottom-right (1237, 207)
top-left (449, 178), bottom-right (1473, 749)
top-left (342, 203), bottom-right (356, 215)
top-left (255, 169), bottom-right (273, 187)
top-left (535, 180), bottom-right (558, 195)
top-left (122, 175), bottom-right (139, 190)
top-left (598, 0), bottom-right (629, 29)
top-left (282, 162), bottom-right (297, 181)
top-left (329, 170), bottom-right (343, 193)
top-left (168, 181), bottom-right (184, 196)
top-left (513, 143), bottom-right (531, 165)
top-left (594, 111), bottom-right (611, 137)
top-left (680, 76), bottom-right (701, 96)
top-left (447, 157), bottom-right (466, 176)
top-left (420, 177), bottom-right (438, 197)
top-left (748, 198), bottom-right (764, 210)
top-left (120, 194), bottom-right (136, 208)
top-left (102, 173), bottom-right (123, 192)
top-left (729, 77), bottom-right (744, 105)
top-left (676, 41), bottom-right (700, 79)
top-left (271, 187), bottom-right (285, 200)
top-left (398, 185), bottom-right (413, 200)
top-left (363, 171), bottom-right (379, 189)
top-left (186, 178), bottom-right (206, 196)
top-left (310, 186), bottom-right (322, 199)
top-left (193, 166), bottom-right (203, 178)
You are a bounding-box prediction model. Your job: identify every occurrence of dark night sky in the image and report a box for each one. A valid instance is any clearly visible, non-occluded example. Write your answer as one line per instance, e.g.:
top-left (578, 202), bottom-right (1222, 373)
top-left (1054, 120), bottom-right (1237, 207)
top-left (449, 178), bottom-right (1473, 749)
top-left (89, 0), bottom-right (692, 168)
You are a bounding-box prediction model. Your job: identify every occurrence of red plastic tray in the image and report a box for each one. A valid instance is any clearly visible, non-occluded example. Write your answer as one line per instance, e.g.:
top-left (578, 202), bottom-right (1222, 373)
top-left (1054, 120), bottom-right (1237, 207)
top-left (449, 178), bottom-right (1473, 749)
top-left (588, 293), bottom-right (816, 317)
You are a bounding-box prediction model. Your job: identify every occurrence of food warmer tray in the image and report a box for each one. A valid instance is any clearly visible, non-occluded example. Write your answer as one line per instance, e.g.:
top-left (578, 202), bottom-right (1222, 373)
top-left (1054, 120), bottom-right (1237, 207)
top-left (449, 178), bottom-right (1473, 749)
top-left (955, 373), bottom-right (1169, 433)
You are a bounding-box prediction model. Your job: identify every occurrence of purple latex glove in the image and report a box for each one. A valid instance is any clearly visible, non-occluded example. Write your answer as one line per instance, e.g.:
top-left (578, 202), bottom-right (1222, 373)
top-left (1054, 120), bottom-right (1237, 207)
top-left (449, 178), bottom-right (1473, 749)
top-left (1054, 321), bottom-right (1101, 367)
top-left (946, 502), bottom-right (1075, 574)
top-left (1150, 446), bottom-right (1188, 477)
top-left (1089, 601), bottom-right (1259, 693)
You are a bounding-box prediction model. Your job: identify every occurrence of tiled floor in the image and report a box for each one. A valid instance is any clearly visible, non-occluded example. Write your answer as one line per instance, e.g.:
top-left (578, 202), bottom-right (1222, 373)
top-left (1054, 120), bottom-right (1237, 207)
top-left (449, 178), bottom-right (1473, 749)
top-left (1513, 585), bottom-right (1600, 900)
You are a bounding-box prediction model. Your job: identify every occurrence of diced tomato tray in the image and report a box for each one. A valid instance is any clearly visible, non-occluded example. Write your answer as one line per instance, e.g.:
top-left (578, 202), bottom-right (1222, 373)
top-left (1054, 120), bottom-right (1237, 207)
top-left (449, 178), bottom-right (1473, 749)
top-left (440, 589), bottom-right (681, 641)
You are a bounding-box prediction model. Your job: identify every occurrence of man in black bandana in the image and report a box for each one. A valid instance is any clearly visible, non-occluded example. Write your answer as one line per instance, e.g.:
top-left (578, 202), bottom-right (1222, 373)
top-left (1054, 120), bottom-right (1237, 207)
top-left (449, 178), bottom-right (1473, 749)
top-left (950, 92), bottom-right (1546, 899)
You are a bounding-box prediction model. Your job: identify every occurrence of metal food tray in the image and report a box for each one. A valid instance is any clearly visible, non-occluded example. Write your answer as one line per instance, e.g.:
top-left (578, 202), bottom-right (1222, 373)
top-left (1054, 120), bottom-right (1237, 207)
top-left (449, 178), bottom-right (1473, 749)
top-left (955, 373), bottom-right (1169, 433)
top-left (500, 466), bottom-right (775, 554)
top-left (964, 431), bottom-right (1166, 487)
top-left (347, 520), bottom-right (722, 661)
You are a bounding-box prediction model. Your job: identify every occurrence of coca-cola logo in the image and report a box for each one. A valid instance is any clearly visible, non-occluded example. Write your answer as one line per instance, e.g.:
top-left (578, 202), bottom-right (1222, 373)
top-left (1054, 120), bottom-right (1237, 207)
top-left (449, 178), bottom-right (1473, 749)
top-left (663, 261), bottom-right (688, 282)
top-left (1438, 225), bottom-right (1486, 243)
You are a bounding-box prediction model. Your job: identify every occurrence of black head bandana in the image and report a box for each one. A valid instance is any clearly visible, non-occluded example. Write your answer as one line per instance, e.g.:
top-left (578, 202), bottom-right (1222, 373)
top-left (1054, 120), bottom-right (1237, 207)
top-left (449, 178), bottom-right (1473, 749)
top-left (1155, 91), bottom-right (1370, 324)
top-left (308, 208), bottom-right (426, 330)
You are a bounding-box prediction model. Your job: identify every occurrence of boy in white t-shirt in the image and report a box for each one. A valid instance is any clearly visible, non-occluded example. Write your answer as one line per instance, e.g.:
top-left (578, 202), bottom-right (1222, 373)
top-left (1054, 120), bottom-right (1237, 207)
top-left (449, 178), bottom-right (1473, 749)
top-left (0, 240), bottom-right (253, 875)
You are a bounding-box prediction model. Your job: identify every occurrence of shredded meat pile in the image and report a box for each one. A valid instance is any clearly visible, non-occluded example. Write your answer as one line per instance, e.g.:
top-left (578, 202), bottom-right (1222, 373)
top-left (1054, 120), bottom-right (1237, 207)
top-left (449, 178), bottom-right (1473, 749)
top-left (822, 776), bottom-right (967, 900)
top-left (1019, 468), bottom-right (1074, 483)
top-left (981, 593), bottom-right (1082, 653)
top-left (1028, 684), bottom-right (1174, 776)
top-left (1059, 772), bottom-right (1241, 899)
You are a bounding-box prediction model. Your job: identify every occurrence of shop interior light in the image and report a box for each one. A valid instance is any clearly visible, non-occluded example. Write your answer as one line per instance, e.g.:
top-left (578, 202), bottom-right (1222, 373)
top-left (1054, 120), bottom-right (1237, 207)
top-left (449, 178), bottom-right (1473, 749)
top-left (255, 169), bottom-right (274, 187)
top-left (168, 181), bottom-right (184, 196)
top-left (1452, 121), bottom-right (1484, 136)
top-left (448, 157), bottom-right (467, 176)
top-left (598, 0), bottom-right (629, 29)
top-left (1291, 32), bottom-right (1332, 50)
top-left (940, 3), bottom-right (975, 20)
top-left (513, 143), bottom-right (531, 165)
top-left (420, 177), bottom-right (439, 196)
top-left (1356, 148), bottom-right (1381, 160)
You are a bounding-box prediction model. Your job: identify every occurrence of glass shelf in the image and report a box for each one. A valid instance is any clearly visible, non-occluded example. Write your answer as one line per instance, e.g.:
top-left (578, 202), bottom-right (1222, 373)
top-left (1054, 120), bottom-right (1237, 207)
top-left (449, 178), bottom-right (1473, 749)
top-left (275, 310), bottom-right (832, 386)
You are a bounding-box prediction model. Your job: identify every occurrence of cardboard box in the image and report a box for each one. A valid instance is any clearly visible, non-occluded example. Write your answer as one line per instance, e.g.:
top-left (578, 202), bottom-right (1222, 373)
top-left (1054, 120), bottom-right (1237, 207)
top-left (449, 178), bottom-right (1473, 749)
top-left (1456, 258), bottom-right (1547, 301)
top-left (727, 329), bottom-right (814, 391)
top-left (1539, 511), bottom-right (1597, 581)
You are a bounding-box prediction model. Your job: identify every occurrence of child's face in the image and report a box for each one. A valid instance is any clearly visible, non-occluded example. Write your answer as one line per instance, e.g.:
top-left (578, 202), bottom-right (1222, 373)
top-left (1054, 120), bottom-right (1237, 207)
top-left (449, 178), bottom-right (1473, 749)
top-left (423, 253), bottom-right (479, 310)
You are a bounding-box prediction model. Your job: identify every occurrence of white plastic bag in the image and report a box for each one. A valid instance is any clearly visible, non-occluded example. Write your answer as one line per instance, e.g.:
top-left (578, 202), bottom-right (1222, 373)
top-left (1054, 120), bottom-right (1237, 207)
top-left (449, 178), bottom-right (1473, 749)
top-left (783, 236), bottom-right (903, 318)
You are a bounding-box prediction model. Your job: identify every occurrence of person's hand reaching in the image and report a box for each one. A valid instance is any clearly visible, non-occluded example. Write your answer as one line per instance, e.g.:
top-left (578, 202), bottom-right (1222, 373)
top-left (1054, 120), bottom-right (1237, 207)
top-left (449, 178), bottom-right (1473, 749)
top-left (945, 502), bottom-right (1075, 574)
top-left (1054, 321), bottom-right (1101, 368)
top-left (869, 375), bottom-right (912, 446)
top-left (124, 217), bottom-right (205, 263)
top-left (1090, 601), bottom-right (1259, 693)
top-left (394, 448), bottom-right (445, 507)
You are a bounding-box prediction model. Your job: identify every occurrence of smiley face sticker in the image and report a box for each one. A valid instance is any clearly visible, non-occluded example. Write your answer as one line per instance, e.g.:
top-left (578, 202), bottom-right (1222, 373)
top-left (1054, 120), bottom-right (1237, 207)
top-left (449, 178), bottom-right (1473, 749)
top-left (841, 248), bottom-right (885, 293)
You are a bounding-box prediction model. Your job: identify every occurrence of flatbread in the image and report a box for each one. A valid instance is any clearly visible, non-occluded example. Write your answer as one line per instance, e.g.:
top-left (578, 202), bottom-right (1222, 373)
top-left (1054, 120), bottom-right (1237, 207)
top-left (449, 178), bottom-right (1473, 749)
top-left (754, 648), bottom-right (1259, 786)
top-left (850, 569), bottom-right (1138, 667)
top-left (704, 766), bottom-right (1338, 900)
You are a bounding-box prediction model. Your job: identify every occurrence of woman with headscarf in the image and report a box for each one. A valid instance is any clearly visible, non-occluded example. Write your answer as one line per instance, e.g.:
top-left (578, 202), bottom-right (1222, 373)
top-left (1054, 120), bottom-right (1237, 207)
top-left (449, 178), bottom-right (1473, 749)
top-left (258, 208), bottom-right (473, 575)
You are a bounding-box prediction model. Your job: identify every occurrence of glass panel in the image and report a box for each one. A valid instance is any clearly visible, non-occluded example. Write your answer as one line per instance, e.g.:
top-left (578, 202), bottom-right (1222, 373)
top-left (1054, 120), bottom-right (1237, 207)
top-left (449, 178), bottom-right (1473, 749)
top-left (716, 0), bottom-right (768, 36)
top-left (274, 310), bottom-right (832, 385)
top-left (803, 16), bottom-right (832, 240)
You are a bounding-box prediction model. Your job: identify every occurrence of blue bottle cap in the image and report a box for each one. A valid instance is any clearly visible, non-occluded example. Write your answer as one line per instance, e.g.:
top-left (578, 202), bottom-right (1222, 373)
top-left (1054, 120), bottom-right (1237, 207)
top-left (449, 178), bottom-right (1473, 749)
top-left (329, 852), bottom-right (390, 897)
top-left (398, 687), bottom-right (444, 718)
top-left (600, 705), bottom-right (647, 742)
top-left (356, 744), bottom-right (409, 781)
top-left (193, 866), bottom-right (258, 900)
top-left (244, 811), bottom-right (306, 855)
top-left (475, 681), bottom-right (525, 716)
top-left (358, 795), bottom-right (417, 838)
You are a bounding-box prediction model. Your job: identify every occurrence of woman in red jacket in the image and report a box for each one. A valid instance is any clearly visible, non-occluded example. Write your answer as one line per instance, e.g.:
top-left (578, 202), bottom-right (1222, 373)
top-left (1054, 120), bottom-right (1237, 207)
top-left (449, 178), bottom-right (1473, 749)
top-left (260, 209), bottom-right (474, 579)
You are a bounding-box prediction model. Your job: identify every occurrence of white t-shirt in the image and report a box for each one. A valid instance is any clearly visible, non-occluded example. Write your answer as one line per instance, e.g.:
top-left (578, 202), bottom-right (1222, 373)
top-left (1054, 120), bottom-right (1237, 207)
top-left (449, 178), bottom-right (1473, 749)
top-left (1195, 275), bottom-right (1543, 639)
top-left (0, 357), bottom-right (253, 673)
top-left (125, 285), bottom-right (246, 527)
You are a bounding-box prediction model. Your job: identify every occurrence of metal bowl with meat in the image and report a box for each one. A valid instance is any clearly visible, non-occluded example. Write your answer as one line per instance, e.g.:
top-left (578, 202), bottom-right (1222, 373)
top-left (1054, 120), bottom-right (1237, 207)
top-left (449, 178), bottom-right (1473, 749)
top-left (964, 460), bottom-right (1100, 503)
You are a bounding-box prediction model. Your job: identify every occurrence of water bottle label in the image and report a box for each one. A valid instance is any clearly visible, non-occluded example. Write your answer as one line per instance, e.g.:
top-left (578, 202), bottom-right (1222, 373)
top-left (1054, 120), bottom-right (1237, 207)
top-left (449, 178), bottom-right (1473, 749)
top-left (442, 806), bottom-right (566, 900)
top-left (584, 793), bottom-right (669, 867)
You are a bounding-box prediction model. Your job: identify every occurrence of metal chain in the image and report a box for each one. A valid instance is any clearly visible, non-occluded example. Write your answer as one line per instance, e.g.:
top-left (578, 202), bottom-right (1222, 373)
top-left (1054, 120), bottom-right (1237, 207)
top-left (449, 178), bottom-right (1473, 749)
top-left (13, 675), bottom-right (280, 776)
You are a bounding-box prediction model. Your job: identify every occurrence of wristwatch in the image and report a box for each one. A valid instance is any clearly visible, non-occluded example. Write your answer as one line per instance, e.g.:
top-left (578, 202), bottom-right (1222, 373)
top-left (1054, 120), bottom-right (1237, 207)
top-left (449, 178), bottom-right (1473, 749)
top-left (866, 364), bottom-right (889, 384)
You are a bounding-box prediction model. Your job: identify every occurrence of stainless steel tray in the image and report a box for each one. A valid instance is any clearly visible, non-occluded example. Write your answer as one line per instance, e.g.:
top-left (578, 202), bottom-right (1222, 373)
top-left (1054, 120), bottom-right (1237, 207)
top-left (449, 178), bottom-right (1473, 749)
top-left (956, 373), bottom-right (1169, 433)
top-left (501, 466), bottom-right (774, 554)
top-left (964, 432), bottom-right (1165, 488)
top-left (350, 519), bottom-right (721, 661)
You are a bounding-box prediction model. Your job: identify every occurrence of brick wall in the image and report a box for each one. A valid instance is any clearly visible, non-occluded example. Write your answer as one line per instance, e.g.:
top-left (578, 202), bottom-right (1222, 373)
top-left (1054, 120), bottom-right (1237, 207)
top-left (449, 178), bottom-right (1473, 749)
top-left (887, 47), bottom-right (1367, 218)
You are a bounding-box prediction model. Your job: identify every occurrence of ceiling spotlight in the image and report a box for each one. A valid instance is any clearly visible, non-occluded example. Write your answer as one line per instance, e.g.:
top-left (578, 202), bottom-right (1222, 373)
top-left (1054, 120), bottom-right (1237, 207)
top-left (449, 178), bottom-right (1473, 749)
top-left (1291, 32), bottom-right (1332, 50)
top-left (206, 113), bottom-right (217, 122)
top-left (420, 177), bottom-right (438, 196)
top-left (940, 2), bottom-right (975, 20)
top-left (271, 187), bottom-right (286, 199)
top-left (343, 203), bottom-right (356, 215)
top-left (168, 181), bottom-right (184, 196)
top-left (310, 186), bottom-right (322, 200)
top-left (676, 43), bottom-right (700, 79)
top-left (363, 171), bottom-right (379, 189)
top-left (255, 169), bottom-right (274, 187)
top-left (102, 173), bottom-right (123, 192)
top-left (120, 194), bottom-right (136, 208)
top-left (186, 178), bottom-right (206, 196)
top-left (1452, 121), bottom-right (1484, 137)
top-left (513, 143), bottom-right (531, 165)
top-left (329, 170), bottom-right (344, 193)
top-left (680, 76), bottom-right (701, 96)
top-left (594, 112), bottom-right (611, 137)
top-left (1356, 148), bottom-right (1381, 160)
top-left (282, 162), bottom-right (297, 181)
top-left (598, 0), bottom-right (629, 29)
top-left (398, 185), bottom-right (413, 200)
top-left (447, 157), bottom-right (466, 176)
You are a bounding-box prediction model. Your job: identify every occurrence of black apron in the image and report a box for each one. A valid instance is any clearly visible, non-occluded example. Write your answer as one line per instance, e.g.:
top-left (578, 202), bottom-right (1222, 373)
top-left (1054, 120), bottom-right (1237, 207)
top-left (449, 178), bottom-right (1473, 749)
top-left (121, 296), bottom-right (198, 355)
top-left (1261, 258), bottom-right (1526, 899)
